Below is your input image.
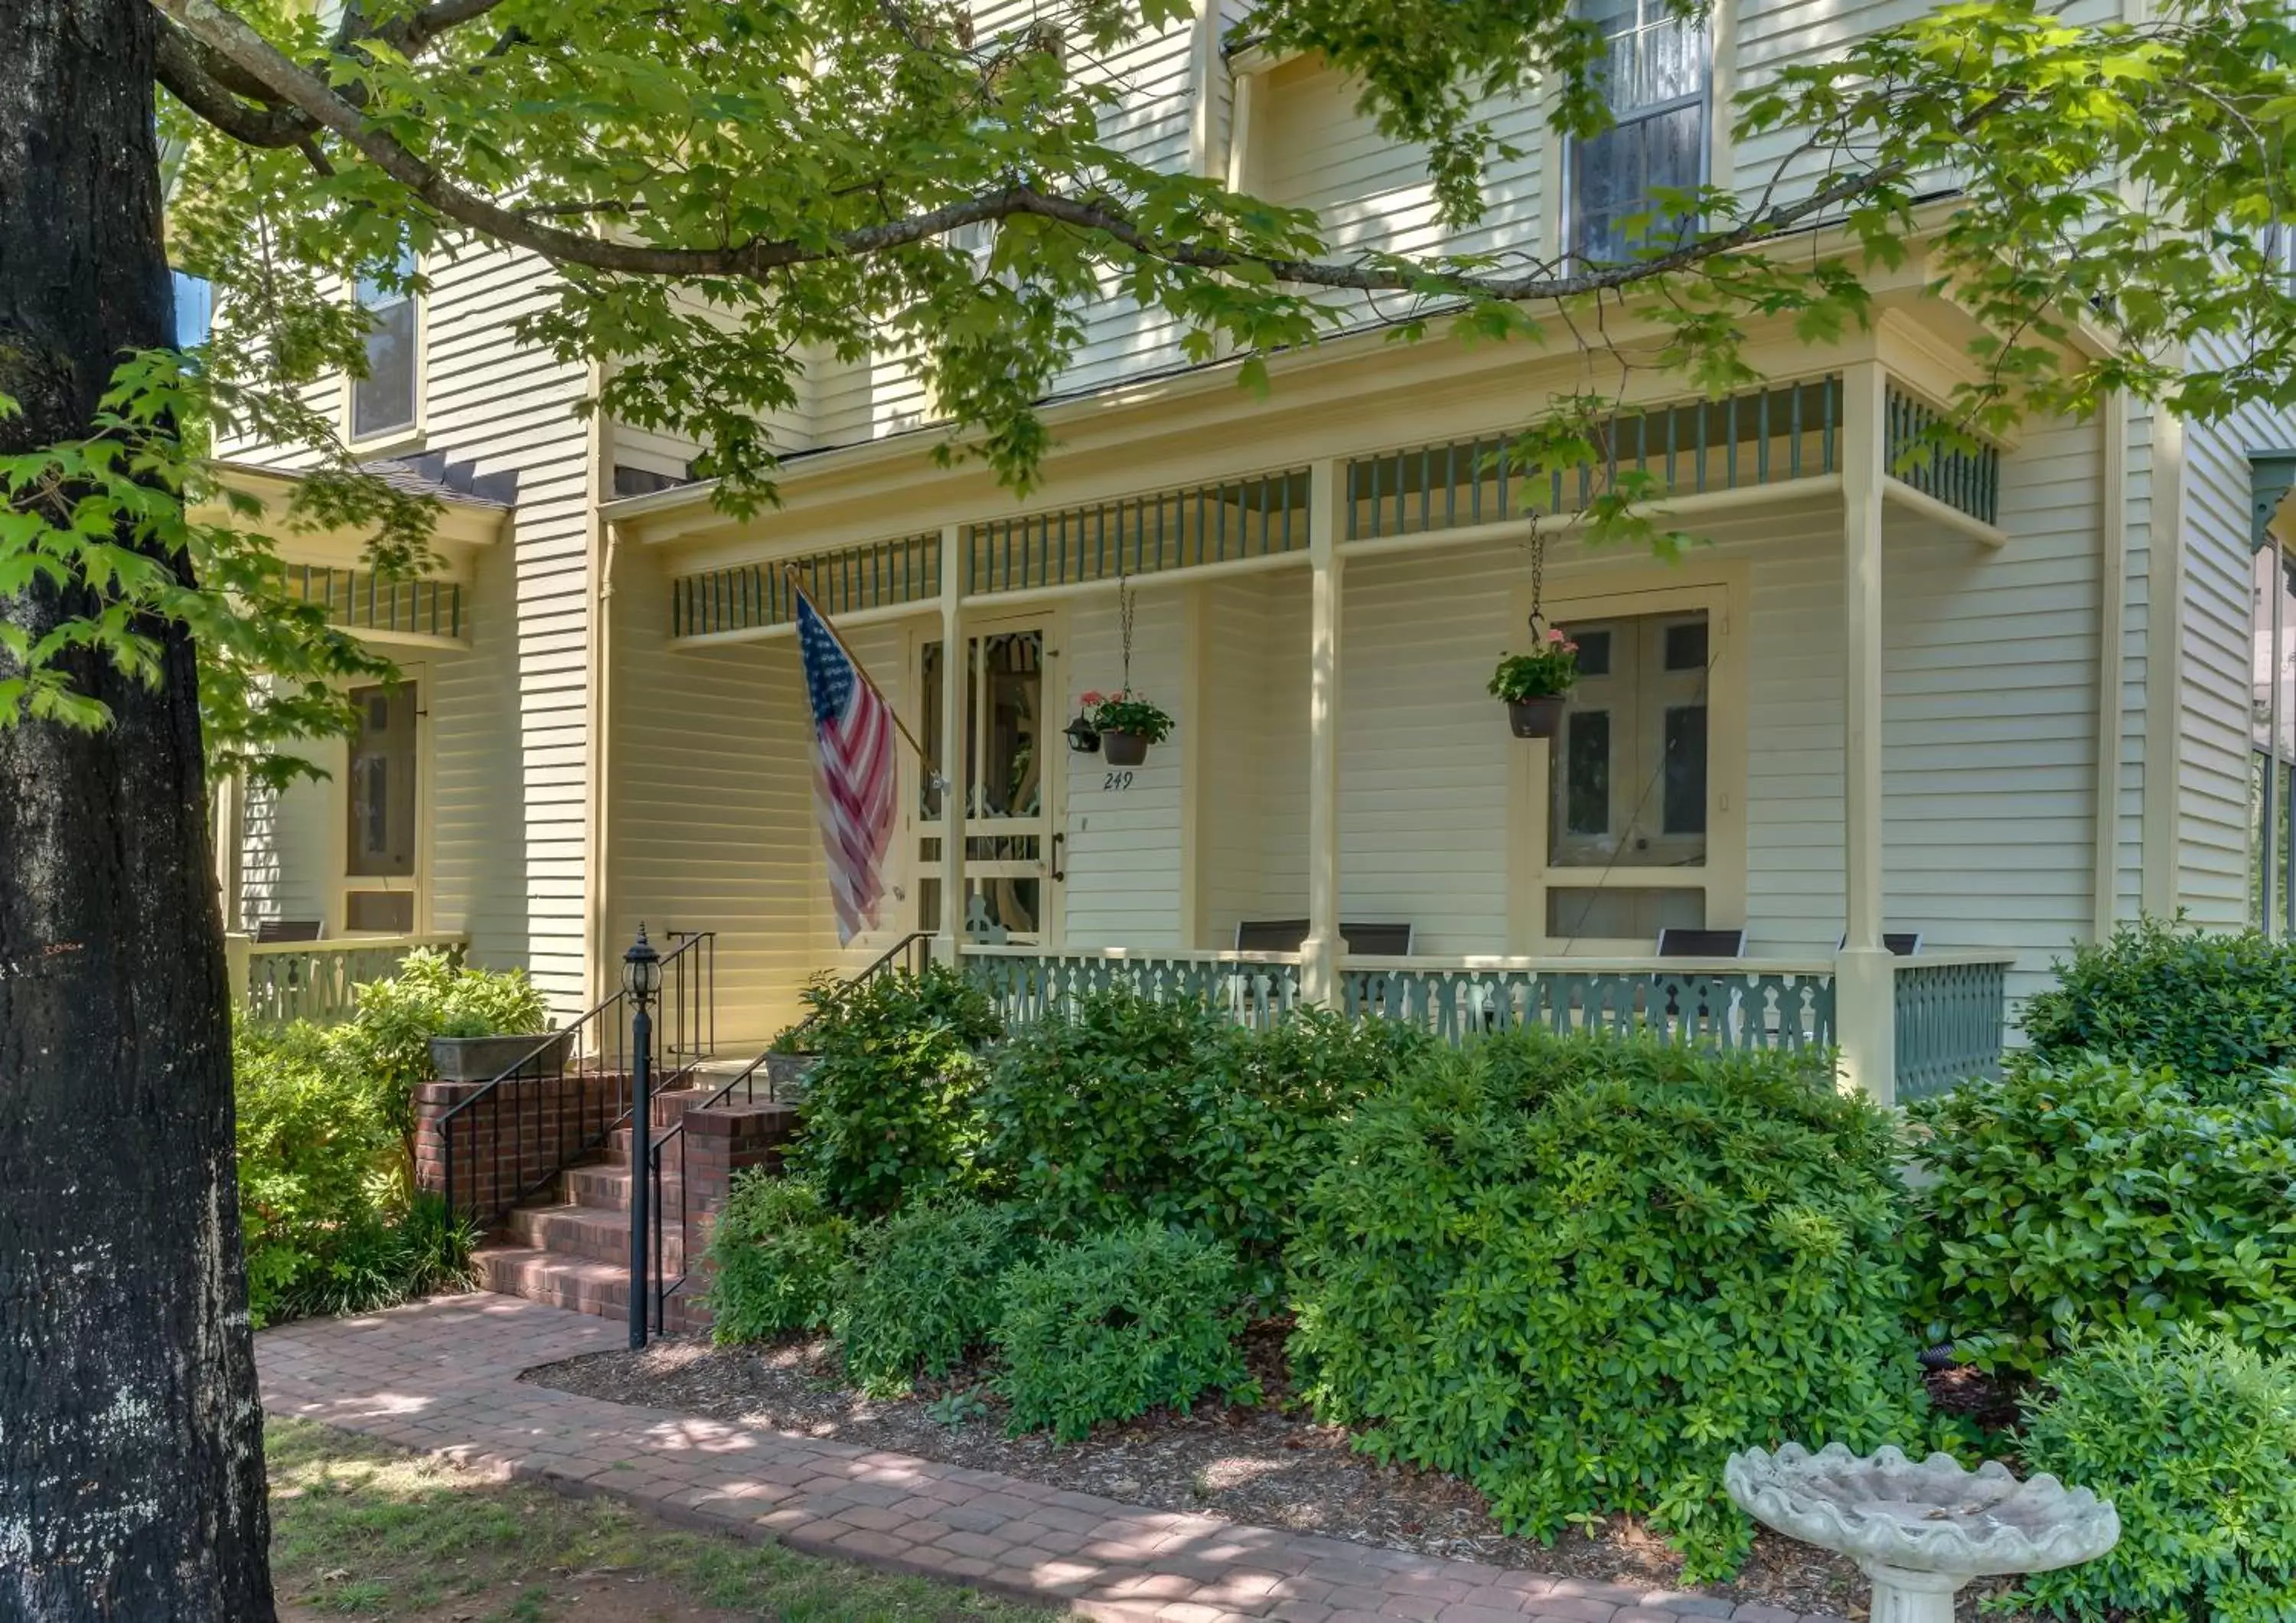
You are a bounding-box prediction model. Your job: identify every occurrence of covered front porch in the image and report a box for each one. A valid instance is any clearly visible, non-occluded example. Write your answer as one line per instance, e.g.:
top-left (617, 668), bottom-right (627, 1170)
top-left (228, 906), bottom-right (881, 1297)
top-left (607, 344), bottom-right (2074, 1102)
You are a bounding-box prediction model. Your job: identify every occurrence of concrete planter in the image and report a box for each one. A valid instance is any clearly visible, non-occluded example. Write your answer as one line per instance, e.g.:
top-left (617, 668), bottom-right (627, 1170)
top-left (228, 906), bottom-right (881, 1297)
top-left (764, 1051), bottom-right (820, 1100)
top-left (429, 1030), bottom-right (572, 1083)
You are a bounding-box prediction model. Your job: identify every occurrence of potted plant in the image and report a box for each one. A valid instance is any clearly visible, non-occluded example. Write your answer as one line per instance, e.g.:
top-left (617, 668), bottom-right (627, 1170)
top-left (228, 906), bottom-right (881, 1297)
top-left (1489, 629), bottom-right (1580, 739)
top-left (427, 1011), bottom-right (569, 1082)
top-left (1075, 689), bottom-right (1173, 766)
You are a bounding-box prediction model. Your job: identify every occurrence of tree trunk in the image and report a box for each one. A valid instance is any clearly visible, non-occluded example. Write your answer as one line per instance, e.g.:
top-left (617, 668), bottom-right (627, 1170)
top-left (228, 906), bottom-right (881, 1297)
top-left (0, 0), bottom-right (276, 1616)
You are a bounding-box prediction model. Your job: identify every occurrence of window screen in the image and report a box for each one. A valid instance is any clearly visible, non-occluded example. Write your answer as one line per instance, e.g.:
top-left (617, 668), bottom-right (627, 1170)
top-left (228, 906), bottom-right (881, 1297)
top-left (346, 683), bottom-right (417, 877)
top-left (1570, 0), bottom-right (1709, 263)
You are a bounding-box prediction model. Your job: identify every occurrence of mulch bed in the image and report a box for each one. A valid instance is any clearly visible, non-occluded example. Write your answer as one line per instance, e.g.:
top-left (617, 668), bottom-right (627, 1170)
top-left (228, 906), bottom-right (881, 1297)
top-left (524, 1328), bottom-right (2036, 1621)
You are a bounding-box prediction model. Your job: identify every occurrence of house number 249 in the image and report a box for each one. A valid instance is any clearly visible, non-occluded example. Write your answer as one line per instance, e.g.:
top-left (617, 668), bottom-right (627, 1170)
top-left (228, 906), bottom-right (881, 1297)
top-left (1102, 770), bottom-right (1136, 792)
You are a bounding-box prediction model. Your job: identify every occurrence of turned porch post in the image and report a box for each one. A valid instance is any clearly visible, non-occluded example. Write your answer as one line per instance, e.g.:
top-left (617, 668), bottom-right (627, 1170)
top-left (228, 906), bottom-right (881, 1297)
top-left (936, 522), bottom-right (965, 964)
top-left (1302, 458), bottom-right (1345, 1005)
top-left (1837, 361), bottom-right (1896, 1104)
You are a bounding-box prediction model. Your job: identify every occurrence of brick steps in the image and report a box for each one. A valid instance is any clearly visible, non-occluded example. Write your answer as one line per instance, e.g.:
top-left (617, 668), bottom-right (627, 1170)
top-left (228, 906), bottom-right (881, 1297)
top-left (440, 1079), bottom-right (802, 1337)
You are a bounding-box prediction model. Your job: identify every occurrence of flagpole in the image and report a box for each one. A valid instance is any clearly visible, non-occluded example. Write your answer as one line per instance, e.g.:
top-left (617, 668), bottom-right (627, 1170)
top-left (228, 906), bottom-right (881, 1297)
top-left (784, 563), bottom-right (936, 772)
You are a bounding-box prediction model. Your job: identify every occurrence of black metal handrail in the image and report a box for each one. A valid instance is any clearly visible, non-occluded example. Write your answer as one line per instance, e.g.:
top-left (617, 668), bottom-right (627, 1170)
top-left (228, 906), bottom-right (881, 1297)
top-left (437, 930), bottom-right (715, 1230)
top-left (645, 930), bottom-right (932, 1332)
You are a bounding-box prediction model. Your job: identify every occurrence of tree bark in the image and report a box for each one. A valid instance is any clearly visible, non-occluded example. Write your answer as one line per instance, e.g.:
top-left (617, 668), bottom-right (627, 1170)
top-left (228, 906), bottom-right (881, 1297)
top-left (0, 0), bottom-right (276, 1616)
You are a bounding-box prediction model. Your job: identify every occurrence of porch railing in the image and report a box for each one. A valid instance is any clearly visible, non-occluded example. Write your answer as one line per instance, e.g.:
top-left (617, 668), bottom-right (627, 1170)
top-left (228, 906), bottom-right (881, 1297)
top-left (1339, 956), bottom-right (1838, 1053)
top-left (954, 946), bottom-right (2016, 1097)
top-left (1895, 955), bottom-right (2013, 1101)
top-left (961, 945), bottom-right (1304, 1030)
top-left (231, 932), bottom-right (467, 1026)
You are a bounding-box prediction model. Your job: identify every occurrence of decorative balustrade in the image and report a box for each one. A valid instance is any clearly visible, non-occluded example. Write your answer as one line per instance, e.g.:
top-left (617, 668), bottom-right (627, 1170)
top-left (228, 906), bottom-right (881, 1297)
top-left (231, 932), bottom-right (467, 1026)
top-left (960, 947), bottom-right (1303, 1030)
top-left (1893, 955), bottom-right (2012, 1101)
top-left (1339, 957), bottom-right (1838, 1052)
top-left (958, 946), bottom-right (2013, 1096)
top-left (285, 563), bottom-right (465, 640)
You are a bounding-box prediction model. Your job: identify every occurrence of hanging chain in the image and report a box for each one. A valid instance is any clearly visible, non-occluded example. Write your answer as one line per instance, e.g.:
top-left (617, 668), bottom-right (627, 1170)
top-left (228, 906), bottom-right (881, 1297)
top-left (1525, 518), bottom-right (1548, 639)
top-left (1117, 569), bottom-right (1137, 696)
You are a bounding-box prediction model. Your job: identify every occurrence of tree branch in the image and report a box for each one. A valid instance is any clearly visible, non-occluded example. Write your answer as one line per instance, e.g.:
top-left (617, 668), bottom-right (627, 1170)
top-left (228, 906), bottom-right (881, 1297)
top-left (151, 17), bottom-right (315, 149)
top-left (153, 0), bottom-right (1944, 305)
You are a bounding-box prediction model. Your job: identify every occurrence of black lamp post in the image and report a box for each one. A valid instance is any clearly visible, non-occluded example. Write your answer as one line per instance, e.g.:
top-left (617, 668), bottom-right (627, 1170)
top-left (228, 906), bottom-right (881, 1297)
top-left (622, 923), bottom-right (663, 1350)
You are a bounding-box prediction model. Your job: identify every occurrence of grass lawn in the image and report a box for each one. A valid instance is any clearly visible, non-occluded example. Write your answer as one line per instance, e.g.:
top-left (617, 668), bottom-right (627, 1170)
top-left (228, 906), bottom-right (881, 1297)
top-left (267, 1418), bottom-right (1054, 1623)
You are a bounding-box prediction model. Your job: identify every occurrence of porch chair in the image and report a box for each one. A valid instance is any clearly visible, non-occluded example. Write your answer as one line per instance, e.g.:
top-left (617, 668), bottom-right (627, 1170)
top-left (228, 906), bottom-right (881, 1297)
top-left (1652, 926), bottom-right (1748, 1038)
top-left (1231, 919), bottom-right (1415, 955)
top-left (1230, 919), bottom-right (1414, 1019)
top-left (1837, 932), bottom-right (1925, 955)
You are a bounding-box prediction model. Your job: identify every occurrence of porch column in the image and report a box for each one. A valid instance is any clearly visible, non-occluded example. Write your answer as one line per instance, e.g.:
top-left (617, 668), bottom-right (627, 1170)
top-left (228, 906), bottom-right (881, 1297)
top-left (1836, 361), bottom-right (1896, 1105)
top-left (1301, 458), bottom-right (1345, 1005)
top-left (936, 523), bottom-right (964, 966)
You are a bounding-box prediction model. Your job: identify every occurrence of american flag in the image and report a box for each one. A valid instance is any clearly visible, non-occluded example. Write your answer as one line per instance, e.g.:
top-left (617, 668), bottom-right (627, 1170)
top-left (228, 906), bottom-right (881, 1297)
top-left (795, 589), bottom-right (898, 942)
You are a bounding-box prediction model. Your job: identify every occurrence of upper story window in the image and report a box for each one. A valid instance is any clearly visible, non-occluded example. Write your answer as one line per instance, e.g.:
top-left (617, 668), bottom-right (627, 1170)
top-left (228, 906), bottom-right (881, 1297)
top-left (1569, 0), bottom-right (1710, 265)
top-left (352, 245), bottom-right (419, 442)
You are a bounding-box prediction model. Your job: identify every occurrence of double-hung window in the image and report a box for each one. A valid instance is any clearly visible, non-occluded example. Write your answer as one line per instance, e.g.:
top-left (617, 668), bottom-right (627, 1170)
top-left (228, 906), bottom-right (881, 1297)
top-left (351, 244), bottom-right (419, 441)
top-left (1569, 0), bottom-right (1711, 264)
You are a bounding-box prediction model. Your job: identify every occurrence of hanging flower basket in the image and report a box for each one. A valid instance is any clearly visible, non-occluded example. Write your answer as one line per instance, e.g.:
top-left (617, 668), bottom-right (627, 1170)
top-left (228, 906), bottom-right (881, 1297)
top-left (1077, 690), bottom-right (1172, 766)
top-left (1489, 631), bottom-right (1579, 741)
top-left (1506, 694), bottom-right (1567, 739)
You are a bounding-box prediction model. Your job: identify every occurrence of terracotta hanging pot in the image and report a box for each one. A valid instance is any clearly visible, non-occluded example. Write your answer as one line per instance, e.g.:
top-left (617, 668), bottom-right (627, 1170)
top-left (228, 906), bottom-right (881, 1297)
top-left (1507, 695), bottom-right (1566, 739)
top-left (1101, 730), bottom-right (1150, 766)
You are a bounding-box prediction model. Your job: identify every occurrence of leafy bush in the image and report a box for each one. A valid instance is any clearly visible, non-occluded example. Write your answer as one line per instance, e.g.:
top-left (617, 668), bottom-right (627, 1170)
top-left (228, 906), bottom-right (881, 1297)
top-left (705, 1173), bottom-right (852, 1341)
top-left (236, 1023), bottom-right (399, 1326)
top-left (1178, 1009), bottom-right (1427, 1281)
top-left (792, 965), bottom-right (1002, 1216)
top-left (338, 947), bottom-right (550, 1141)
top-left (269, 1194), bottom-right (479, 1322)
top-left (1287, 1031), bottom-right (1930, 1581)
top-left (2014, 1327), bottom-right (2296, 1621)
top-left (977, 990), bottom-right (1225, 1237)
top-left (835, 1199), bottom-right (1034, 1393)
top-left (234, 1022), bottom-right (473, 1327)
top-left (1910, 1056), bottom-right (2296, 1380)
top-left (977, 992), bottom-right (1421, 1279)
top-left (993, 1223), bottom-right (1255, 1442)
top-left (2021, 918), bottom-right (2296, 1090)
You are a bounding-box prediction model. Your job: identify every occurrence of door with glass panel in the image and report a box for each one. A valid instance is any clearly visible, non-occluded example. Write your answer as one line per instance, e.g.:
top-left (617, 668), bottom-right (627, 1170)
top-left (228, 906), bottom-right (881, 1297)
top-left (1541, 609), bottom-right (1714, 945)
top-left (914, 618), bottom-right (1059, 943)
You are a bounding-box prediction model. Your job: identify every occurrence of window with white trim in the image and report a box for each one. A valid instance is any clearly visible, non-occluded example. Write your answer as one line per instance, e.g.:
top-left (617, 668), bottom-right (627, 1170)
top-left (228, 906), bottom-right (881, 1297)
top-left (351, 244), bottom-right (418, 441)
top-left (1569, 0), bottom-right (1710, 264)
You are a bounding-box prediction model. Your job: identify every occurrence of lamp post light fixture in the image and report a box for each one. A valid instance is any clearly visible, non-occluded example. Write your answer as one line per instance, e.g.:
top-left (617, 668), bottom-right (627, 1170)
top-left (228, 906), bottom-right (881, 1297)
top-left (623, 924), bottom-right (661, 1350)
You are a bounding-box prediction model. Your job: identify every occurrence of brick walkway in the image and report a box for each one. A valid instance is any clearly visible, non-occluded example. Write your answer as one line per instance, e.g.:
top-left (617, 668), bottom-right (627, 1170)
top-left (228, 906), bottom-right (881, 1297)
top-left (257, 1294), bottom-right (1844, 1623)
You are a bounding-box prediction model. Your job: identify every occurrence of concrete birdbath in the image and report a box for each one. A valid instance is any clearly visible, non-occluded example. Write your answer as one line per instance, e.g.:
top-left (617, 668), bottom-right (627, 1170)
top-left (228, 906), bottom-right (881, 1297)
top-left (1724, 1443), bottom-right (2120, 1623)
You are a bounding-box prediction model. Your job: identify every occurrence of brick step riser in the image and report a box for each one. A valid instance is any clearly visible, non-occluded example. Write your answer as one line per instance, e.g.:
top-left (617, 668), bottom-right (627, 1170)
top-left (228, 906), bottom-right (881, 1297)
top-left (502, 1210), bottom-right (689, 1272)
top-left (561, 1165), bottom-right (690, 1209)
top-left (473, 1250), bottom-right (711, 1334)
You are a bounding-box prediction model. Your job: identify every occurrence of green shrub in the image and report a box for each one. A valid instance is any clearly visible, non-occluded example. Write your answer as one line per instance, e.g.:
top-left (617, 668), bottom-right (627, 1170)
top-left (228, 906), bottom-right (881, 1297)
top-left (236, 1023), bottom-right (398, 1327)
top-left (2014, 1327), bottom-right (2296, 1622)
top-left (792, 965), bottom-right (1002, 1216)
top-left (337, 948), bottom-right (550, 1142)
top-left (1287, 1031), bottom-right (1929, 1581)
top-left (2021, 918), bottom-right (2296, 1089)
top-left (705, 1173), bottom-right (852, 1341)
top-left (1179, 1009), bottom-right (1426, 1280)
top-left (234, 1022), bottom-right (472, 1327)
top-left (1910, 1056), bottom-right (2296, 1380)
top-left (270, 1194), bottom-right (480, 1322)
top-left (977, 992), bottom-right (1421, 1281)
top-left (993, 1223), bottom-right (1256, 1442)
top-left (835, 1199), bottom-right (1033, 1393)
top-left (976, 990), bottom-right (1226, 1237)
